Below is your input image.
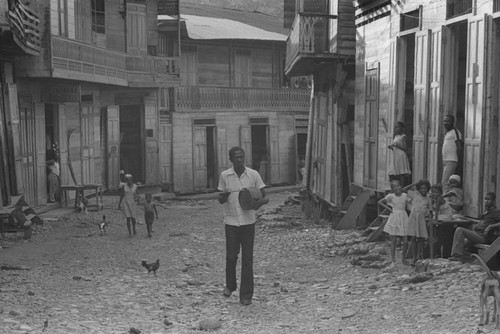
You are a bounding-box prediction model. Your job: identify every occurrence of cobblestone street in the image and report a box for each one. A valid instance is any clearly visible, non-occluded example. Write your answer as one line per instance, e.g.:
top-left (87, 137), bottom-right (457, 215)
top-left (0, 190), bottom-right (496, 334)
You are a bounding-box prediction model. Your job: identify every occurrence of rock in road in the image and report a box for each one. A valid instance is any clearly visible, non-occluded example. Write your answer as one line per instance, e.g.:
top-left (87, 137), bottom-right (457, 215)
top-left (0, 191), bottom-right (492, 333)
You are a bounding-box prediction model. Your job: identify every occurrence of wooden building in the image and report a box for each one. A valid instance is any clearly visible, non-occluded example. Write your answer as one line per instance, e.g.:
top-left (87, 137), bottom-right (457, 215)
top-left (158, 3), bottom-right (311, 194)
top-left (7, 0), bottom-right (180, 207)
top-left (355, 0), bottom-right (500, 217)
top-left (284, 0), bottom-right (356, 213)
top-left (0, 0), bottom-right (41, 206)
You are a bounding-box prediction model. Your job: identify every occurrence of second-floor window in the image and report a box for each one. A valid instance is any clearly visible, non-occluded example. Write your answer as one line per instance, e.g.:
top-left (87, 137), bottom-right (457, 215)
top-left (92, 0), bottom-right (105, 33)
top-left (58, 0), bottom-right (67, 36)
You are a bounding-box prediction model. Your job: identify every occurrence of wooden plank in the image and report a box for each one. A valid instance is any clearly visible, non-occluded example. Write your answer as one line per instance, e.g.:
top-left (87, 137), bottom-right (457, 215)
top-left (144, 104), bottom-right (159, 184)
top-left (193, 126), bottom-right (207, 191)
top-left (34, 103), bottom-right (46, 206)
top-left (336, 189), bottom-right (371, 230)
top-left (478, 237), bottom-right (500, 264)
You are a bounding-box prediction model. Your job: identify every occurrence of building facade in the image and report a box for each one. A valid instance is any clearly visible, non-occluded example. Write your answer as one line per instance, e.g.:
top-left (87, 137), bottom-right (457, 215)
top-left (355, 0), bottom-right (500, 217)
top-left (8, 0), bottom-right (180, 207)
top-left (159, 5), bottom-right (311, 194)
top-left (284, 0), bottom-right (356, 215)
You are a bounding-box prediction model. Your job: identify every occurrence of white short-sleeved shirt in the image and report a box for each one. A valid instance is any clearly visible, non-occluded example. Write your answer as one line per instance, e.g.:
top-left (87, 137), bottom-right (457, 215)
top-left (217, 166), bottom-right (266, 226)
top-left (442, 129), bottom-right (460, 162)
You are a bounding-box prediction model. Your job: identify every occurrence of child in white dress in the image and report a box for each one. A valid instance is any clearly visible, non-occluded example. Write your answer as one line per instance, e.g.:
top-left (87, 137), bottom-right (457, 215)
top-left (379, 180), bottom-right (409, 264)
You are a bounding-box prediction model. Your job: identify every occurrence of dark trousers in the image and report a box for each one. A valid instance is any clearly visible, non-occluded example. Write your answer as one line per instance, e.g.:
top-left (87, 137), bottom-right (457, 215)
top-left (451, 227), bottom-right (486, 256)
top-left (225, 223), bottom-right (255, 301)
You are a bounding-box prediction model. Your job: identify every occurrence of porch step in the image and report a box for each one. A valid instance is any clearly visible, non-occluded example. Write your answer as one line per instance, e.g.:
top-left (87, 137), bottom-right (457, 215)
top-left (336, 187), bottom-right (371, 230)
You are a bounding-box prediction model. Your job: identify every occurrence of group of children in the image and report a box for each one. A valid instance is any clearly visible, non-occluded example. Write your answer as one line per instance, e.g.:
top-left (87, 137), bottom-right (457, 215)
top-left (380, 174), bottom-right (463, 266)
top-left (117, 172), bottom-right (159, 238)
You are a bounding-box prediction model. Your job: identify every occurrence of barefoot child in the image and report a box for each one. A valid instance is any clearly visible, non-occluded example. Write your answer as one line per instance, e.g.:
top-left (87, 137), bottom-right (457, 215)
top-left (143, 194), bottom-right (159, 238)
top-left (118, 174), bottom-right (139, 237)
top-left (378, 180), bottom-right (409, 264)
top-left (407, 179), bottom-right (432, 265)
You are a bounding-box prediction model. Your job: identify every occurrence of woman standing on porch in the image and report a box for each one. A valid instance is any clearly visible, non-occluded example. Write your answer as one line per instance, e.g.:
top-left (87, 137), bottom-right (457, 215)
top-left (388, 122), bottom-right (411, 187)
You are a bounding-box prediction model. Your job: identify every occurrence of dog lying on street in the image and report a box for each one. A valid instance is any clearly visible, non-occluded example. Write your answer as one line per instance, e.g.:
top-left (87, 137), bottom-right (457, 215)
top-left (472, 253), bottom-right (500, 327)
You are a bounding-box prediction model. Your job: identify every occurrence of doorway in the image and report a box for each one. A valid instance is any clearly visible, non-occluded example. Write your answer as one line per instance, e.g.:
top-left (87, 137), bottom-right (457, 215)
top-left (193, 120), bottom-right (217, 192)
top-left (251, 125), bottom-right (268, 182)
top-left (402, 35), bottom-right (415, 182)
top-left (206, 126), bottom-right (217, 190)
top-left (448, 22), bottom-right (467, 136)
top-left (119, 105), bottom-right (143, 183)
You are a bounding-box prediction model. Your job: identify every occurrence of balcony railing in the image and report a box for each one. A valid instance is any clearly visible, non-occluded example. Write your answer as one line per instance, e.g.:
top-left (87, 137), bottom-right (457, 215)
top-left (446, 0), bottom-right (472, 19)
top-left (175, 86), bottom-right (310, 112)
top-left (51, 37), bottom-right (179, 86)
top-left (285, 12), bottom-right (338, 76)
top-left (7, 0), bottom-right (41, 55)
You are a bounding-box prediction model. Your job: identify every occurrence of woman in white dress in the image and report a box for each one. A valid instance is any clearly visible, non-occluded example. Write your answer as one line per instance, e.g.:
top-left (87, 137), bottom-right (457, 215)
top-left (388, 122), bottom-right (411, 187)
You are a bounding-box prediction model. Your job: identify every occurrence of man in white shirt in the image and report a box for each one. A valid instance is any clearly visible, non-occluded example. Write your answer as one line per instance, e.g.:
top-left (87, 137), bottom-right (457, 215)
top-left (218, 146), bottom-right (269, 306)
top-left (442, 114), bottom-right (461, 192)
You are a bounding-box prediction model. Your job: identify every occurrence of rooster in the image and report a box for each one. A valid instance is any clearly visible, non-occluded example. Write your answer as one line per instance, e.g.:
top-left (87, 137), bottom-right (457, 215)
top-left (99, 215), bottom-right (108, 235)
top-left (141, 259), bottom-right (160, 276)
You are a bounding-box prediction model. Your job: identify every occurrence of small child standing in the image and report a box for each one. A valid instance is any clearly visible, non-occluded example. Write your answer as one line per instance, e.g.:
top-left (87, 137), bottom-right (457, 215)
top-left (442, 174), bottom-right (463, 214)
top-left (407, 179), bottom-right (432, 265)
top-left (430, 183), bottom-right (453, 221)
top-left (143, 194), bottom-right (158, 238)
top-left (379, 180), bottom-right (409, 264)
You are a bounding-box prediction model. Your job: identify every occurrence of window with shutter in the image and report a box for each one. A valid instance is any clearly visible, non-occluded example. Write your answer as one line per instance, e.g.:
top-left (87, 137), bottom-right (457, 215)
top-left (127, 4), bottom-right (147, 55)
top-left (91, 0), bottom-right (105, 34)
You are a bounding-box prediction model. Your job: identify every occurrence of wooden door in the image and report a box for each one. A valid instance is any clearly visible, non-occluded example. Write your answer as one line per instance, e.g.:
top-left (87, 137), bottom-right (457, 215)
top-left (81, 105), bottom-right (94, 185)
top-left (144, 104), bottom-right (159, 184)
top-left (386, 38), bottom-right (405, 184)
top-left (269, 126), bottom-right (280, 184)
top-left (181, 52), bottom-right (197, 86)
top-left (35, 103), bottom-right (46, 206)
top-left (240, 125), bottom-right (252, 166)
top-left (19, 98), bottom-right (36, 205)
top-left (193, 126), bottom-right (207, 191)
top-left (463, 15), bottom-right (491, 216)
top-left (313, 93), bottom-right (327, 195)
top-left (159, 122), bottom-right (172, 184)
top-left (217, 127), bottom-right (228, 177)
top-left (428, 27), bottom-right (445, 184)
top-left (363, 64), bottom-right (379, 188)
top-left (107, 106), bottom-right (120, 188)
top-left (58, 104), bottom-right (69, 185)
top-left (234, 50), bottom-right (251, 87)
top-left (413, 29), bottom-right (431, 181)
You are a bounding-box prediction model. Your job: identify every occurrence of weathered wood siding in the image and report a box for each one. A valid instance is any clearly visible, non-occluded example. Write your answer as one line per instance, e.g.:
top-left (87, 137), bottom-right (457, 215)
top-left (355, 0), bottom-right (498, 215)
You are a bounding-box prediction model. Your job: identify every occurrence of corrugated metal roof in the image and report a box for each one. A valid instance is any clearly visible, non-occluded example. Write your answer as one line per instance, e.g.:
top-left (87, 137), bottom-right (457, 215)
top-left (158, 14), bottom-right (286, 41)
top-left (180, 2), bottom-right (288, 35)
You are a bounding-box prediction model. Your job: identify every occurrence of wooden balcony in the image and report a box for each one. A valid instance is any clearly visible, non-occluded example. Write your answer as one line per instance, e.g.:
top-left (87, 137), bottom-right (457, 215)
top-left (50, 37), bottom-right (179, 87)
top-left (175, 86), bottom-right (310, 112)
top-left (3, 0), bottom-right (41, 55)
top-left (285, 12), bottom-right (351, 77)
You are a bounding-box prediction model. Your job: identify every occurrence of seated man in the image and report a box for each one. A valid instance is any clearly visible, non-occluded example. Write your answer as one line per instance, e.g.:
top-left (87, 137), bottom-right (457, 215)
top-left (449, 192), bottom-right (500, 262)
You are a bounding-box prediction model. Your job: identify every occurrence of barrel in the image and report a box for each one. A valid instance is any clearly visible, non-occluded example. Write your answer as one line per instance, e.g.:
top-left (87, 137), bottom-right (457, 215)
top-left (238, 187), bottom-right (263, 210)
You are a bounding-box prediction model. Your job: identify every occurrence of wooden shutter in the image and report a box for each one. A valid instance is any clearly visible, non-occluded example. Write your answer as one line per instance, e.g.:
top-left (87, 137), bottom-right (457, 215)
top-left (193, 126), bottom-right (207, 191)
top-left (363, 64), bottom-right (379, 188)
top-left (19, 99), bottom-right (36, 205)
top-left (126, 3), bottom-right (147, 55)
top-left (234, 51), bottom-right (251, 87)
top-left (107, 106), bottom-right (120, 188)
top-left (386, 38), bottom-right (401, 184)
top-left (35, 103), bottom-right (46, 206)
top-left (145, 104), bottom-right (159, 184)
top-left (181, 53), bottom-right (197, 86)
top-left (81, 105), bottom-right (94, 185)
top-left (269, 126), bottom-right (280, 184)
top-left (58, 104), bottom-right (69, 186)
top-left (463, 14), bottom-right (491, 216)
top-left (217, 127), bottom-right (228, 177)
top-left (240, 125), bottom-right (252, 166)
top-left (413, 29), bottom-right (431, 181)
top-left (428, 27), bottom-right (445, 184)
top-left (159, 122), bottom-right (172, 183)
top-left (75, 0), bottom-right (91, 42)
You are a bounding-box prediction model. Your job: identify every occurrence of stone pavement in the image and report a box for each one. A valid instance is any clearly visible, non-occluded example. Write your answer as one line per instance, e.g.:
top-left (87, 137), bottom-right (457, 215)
top-left (0, 190), bottom-right (497, 333)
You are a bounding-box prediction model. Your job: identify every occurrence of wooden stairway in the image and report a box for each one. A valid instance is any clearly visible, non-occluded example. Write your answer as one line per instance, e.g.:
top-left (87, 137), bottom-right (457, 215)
top-left (366, 202), bottom-right (392, 242)
top-left (335, 184), bottom-right (371, 230)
